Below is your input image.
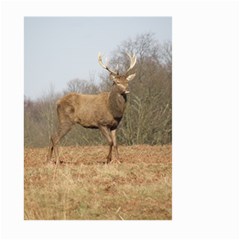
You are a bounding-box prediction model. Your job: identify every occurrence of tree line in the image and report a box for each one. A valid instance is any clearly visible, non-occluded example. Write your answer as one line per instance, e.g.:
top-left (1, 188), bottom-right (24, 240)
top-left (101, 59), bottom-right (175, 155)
top-left (24, 33), bottom-right (172, 147)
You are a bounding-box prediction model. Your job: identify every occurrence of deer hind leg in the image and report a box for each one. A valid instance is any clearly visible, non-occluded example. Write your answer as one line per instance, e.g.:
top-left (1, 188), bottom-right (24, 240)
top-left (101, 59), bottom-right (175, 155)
top-left (47, 121), bottom-right (73, 164)
top-left (99, 126), bottom-right (113, 163)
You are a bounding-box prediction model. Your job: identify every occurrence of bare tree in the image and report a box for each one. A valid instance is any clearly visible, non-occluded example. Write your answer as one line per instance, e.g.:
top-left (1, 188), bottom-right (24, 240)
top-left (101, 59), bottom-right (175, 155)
top-left (102, 33), bottom-right (172, 145)
top-left (66, 78), bottom-right (98, 94)
top-left (47, 53), bottom-right (137, 164)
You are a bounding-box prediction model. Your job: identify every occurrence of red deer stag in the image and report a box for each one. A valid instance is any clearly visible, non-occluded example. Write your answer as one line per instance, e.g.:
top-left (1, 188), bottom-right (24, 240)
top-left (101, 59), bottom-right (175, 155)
top-left (47, 53), bottom-right (137, 164)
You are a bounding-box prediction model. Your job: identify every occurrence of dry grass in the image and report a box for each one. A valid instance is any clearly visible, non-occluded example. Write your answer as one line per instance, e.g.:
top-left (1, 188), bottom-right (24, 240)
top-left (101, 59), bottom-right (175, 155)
top-left (24, 145), bottom-right (172, 220)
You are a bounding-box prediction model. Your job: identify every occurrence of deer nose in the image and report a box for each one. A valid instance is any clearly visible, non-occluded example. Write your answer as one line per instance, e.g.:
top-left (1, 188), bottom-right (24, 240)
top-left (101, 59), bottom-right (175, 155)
top-left (124, 85), bottom-right (130, 94)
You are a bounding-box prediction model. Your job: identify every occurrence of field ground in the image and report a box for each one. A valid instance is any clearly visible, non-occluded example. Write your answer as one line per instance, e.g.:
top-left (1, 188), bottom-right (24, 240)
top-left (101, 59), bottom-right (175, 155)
top-left (24, 145), bottom-right (172, 220)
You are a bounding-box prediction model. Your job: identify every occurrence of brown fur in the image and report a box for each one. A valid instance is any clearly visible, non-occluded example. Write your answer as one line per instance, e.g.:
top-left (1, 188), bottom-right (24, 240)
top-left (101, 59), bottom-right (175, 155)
top-left (47, 54), bottom-right (136, 164)
top-left (47, 80), bottom-right (133, 164)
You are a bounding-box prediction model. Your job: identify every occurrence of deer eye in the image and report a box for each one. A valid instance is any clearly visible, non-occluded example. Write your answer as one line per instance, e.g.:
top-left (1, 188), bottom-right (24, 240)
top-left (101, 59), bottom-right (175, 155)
top-left (115, 79), bottom-right (121, 84)
top-left (111, 76), bottom-right (121, 84)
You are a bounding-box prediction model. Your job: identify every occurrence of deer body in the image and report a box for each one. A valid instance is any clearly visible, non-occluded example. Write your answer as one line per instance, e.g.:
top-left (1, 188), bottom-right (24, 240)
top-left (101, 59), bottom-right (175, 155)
top-left (47, 53), bottom-right (136, 164)
top-left (57, 87), bottom-right (126, 129)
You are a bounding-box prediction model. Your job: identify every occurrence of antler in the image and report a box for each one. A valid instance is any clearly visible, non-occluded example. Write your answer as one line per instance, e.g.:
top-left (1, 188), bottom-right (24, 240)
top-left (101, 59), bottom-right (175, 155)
top-left (98, 52), bottom-right (136, 76)
top-left (125, 53), bottom-right (137, 75)
top-left (98, 53), bottom-right (118, 76)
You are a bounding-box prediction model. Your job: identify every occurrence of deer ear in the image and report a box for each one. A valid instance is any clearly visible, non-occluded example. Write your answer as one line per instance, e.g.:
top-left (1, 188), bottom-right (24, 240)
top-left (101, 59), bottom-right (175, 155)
top-left (126, 73), bottom-right (136, 82)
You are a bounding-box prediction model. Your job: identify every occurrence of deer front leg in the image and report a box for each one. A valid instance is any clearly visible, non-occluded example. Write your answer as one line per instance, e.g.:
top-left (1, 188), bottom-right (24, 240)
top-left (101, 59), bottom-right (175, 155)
top-left (111, 129), bottom-right (120, 162)
top-left (99, 126), bottom-right (113, 163)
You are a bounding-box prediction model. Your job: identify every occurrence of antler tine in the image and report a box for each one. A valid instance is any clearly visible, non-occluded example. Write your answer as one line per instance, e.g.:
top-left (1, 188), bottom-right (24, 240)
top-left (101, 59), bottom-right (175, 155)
top-left (98, 52), bottom-right (118, 76)
top-left (98, 52), bottom-right (107, 70)
top-left (126, 53), bottom-right (137, 74)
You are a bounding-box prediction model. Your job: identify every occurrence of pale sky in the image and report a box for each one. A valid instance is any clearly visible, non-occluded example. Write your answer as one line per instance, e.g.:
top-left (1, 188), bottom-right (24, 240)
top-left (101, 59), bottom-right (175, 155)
top-left (24, 17), bottom-right (172, 99)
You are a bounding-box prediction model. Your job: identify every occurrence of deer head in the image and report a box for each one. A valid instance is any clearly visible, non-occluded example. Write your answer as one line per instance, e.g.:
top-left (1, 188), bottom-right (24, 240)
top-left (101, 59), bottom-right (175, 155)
top-left (98, 53), bottom-right (137, 94)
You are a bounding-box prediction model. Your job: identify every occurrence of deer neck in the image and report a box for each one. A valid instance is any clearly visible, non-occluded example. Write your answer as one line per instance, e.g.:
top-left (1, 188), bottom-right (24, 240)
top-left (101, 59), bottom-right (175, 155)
top-left (108, 85), bottom-right (127, 119)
